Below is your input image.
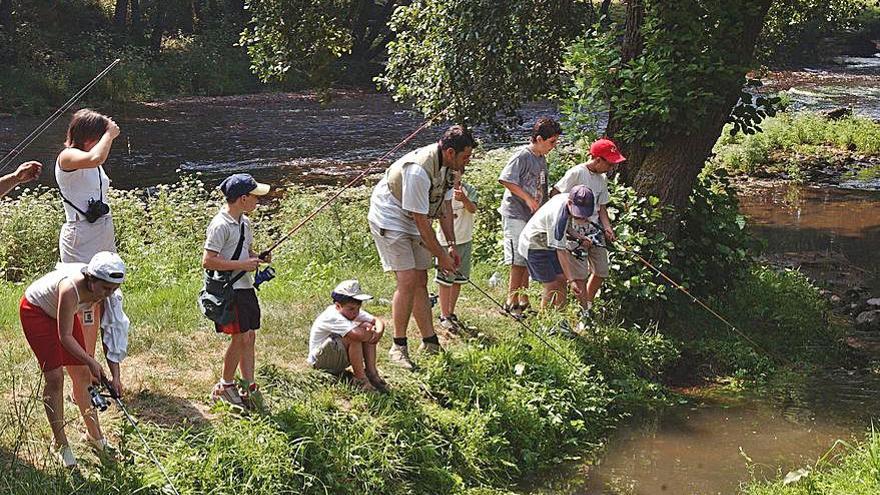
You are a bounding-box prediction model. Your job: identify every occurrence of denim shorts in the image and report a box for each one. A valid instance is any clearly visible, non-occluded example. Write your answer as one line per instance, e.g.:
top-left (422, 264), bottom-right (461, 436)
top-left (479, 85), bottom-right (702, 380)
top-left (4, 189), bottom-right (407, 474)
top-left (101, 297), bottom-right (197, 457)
top-left (526, 249), bottom-right (563, 283)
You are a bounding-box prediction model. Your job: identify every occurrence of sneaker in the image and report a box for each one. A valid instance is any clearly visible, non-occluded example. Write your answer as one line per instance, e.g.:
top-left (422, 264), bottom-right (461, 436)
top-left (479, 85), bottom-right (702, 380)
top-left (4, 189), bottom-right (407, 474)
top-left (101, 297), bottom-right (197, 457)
top-left (418, 341), bottom-right (443, 355)
top-left (389, 344), bottom-right (416, 370)
top-left (240, 383), bottom-right (264, 411)
top-left (211, 381), bottom-right (245, 408)
top-left (439, 315), bottom-right (457, 332)
top-left (55, 444), bottom-right (77, 468)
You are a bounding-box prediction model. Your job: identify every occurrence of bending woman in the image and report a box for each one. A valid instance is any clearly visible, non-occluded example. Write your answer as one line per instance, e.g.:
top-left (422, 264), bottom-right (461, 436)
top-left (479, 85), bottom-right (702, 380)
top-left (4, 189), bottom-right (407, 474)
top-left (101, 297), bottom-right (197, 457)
top-left (20, 251), bottom-right (127, 468)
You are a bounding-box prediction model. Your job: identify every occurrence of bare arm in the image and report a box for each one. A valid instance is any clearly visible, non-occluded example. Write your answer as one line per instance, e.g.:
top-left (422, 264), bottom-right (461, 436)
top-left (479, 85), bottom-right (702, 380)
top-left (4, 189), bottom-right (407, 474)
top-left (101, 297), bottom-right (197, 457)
top-left (58, 121), bottom-right (120, 171)
top-left (0, 161), bottom-right (42, 197)
top-left (438, 200), bottom-right (456, 245)
top-left (57, 281), bottom-right (104, 380)
top-left (598, 204), bottom-right (616, 242)
top-left (499, 180), bottom-right (539, 213)
top-left (556, 249), bottom-right (582, 296)
top-left (202, 249), bottom-right (261, 272)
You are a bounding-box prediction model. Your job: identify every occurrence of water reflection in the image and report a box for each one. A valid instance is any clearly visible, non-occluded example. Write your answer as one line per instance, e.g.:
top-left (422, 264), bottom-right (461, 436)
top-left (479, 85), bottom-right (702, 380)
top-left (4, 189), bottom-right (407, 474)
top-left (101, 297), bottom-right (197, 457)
top-left (737, 183), bottom-right (880, 291)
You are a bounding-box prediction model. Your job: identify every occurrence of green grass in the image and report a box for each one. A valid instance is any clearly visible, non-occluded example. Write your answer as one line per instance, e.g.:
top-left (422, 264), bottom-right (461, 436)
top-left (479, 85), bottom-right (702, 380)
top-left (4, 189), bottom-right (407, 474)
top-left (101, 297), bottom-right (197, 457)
top-left (742, 427), bottom-right (880, 495)
top-left (0, 148), bottom-right (843, 494)
top-left (711, 111), bottom-right (880, 176)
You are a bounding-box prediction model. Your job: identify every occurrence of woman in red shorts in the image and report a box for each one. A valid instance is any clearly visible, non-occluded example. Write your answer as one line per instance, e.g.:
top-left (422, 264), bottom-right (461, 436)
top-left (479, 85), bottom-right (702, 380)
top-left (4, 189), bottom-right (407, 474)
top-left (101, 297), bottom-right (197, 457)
top-left (20, 251), bottom-right (126, 468)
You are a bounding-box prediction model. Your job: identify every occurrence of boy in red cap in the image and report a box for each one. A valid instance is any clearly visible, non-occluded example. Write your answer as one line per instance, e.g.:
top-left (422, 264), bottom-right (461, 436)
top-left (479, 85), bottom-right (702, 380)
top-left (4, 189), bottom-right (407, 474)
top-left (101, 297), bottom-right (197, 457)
top-left (550, 138), bottom-right (625, 310)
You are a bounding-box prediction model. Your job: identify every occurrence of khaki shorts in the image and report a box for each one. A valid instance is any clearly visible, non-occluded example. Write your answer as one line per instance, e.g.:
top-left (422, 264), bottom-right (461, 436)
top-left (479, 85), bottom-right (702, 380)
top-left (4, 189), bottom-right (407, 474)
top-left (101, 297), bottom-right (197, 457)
top-left (569, 245), bottom-right (610, 279)
top-left (311, 334), bottom-right (349, 375)
top-left (370, 222), bottom-right (432, 272)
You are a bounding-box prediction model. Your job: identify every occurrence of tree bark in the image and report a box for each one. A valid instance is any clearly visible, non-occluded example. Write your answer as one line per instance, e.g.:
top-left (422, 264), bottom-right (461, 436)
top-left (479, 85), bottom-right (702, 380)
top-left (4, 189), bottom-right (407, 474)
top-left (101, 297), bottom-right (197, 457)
top-left (609, 0), bottom-right (773, 237)
top-left (0, 0), bottom-right (13, 30)
top-left (113, 0), bottom-right (128, 29)
top-left (150, 0), bottom-right (167, 52)
top-left (131, 0), bottom-right (142, 36)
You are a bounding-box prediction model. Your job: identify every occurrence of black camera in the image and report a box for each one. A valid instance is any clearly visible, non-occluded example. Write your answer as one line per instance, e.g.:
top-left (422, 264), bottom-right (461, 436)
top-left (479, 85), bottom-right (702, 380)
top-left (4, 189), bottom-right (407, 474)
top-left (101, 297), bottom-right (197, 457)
top-left (88, 385), bottom-right (109, 412)
top-left (84, 198), bottom-right (111, 223)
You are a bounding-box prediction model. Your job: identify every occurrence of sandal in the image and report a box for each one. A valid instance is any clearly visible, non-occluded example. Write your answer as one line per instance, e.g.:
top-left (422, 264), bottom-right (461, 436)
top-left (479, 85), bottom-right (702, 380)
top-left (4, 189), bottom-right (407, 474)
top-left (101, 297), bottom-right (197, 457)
top-left (353, 376), bottom-right (377, 392)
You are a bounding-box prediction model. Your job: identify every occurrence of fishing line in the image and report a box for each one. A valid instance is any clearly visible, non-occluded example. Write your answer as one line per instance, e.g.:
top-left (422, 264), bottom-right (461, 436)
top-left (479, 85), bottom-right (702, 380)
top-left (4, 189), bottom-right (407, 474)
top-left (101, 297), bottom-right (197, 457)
top-left (0, 59), bottom-right (121, 174)
top-left (260, 106), bottom-right (451, 257)
top-left (98, 377), bottom-right (182, 495)
top-left (462, 276), bottom-right (582, 369)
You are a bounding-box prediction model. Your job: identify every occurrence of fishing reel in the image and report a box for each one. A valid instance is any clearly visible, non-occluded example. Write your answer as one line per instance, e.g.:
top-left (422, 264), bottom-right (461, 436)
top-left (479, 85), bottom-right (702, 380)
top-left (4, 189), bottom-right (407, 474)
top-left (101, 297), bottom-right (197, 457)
top-left (254, 266), bottom-right (276, 290)
top-left (88, 384), bottom-right (111, 412)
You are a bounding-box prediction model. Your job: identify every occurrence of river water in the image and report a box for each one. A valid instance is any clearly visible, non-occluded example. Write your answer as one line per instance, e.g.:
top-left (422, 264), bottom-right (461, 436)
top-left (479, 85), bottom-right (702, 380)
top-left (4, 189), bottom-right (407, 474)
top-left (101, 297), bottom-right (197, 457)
top-left (1, 57), bottom-right (879, 495)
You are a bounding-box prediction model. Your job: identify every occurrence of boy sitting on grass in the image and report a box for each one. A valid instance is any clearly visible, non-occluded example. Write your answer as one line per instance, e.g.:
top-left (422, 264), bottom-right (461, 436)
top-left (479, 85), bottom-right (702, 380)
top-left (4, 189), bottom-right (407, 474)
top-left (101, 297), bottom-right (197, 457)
top-left (308, 280), bottom-right (387, 391)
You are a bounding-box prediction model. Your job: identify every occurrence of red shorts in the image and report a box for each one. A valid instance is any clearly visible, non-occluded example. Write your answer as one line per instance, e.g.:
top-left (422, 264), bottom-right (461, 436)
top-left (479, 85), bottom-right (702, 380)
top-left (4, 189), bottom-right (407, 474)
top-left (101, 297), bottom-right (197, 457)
top-left (215, 289), bottom-right (261, 335)
top-left (20, 297), bottom-right (86, 372)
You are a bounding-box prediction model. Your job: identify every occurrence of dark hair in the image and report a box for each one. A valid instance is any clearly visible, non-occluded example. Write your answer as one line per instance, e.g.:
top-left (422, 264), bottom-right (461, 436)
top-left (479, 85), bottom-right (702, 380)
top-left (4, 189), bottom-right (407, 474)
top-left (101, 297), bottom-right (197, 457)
top-left (331, 292), bottom-right (361, 306)
top-left (439, 125), bottom-right (477, 153)
top-left (65, 109), bottom-right (109, 150)
top-left (531, 117), bottom-right (562, 142)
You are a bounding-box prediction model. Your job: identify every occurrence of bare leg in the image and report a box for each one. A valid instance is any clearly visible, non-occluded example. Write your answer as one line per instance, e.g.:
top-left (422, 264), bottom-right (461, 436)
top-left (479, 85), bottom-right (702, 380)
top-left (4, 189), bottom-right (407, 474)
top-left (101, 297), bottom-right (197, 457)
top-left (237, 331), bottom-right (256, 384)
top-left (574, 279), bottom-right (590, 308)
top-left (363, 342), bottom-right (378, 375)
top-left (344, 338), bottom-right (366, 379)
top-left (516, 266), bottom-right (531, 308)
top-left (410, 270), bottom-right (435, 338)
top-left (449, 283), bottom-right (462, 314)
top-left (80, 303), bottom-right (100, 357)
top-left (507, 265), bottom-right (530, 306)
top-left (42, 368), bottom-right (68, 448)
top-left (222, 335), bottom-right (244, 382)
top-left (439, 283), bottom-right (453, 317)
top-left (585, 274), bottom-right (605, 303)
top-left (542, 276), bottom-right (567, 309)
top-left (392, 270), bottom-right (418, 339)
top-left (67, 365), bottom-right (102, 441)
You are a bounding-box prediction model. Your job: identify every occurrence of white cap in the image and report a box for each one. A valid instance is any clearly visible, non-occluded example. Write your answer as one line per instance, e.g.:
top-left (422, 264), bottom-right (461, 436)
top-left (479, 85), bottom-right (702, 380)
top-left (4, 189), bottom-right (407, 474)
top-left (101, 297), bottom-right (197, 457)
top-left (332, 279), bottom-right (372, 301)
top-left (83, 251), bottom-right (126, 284)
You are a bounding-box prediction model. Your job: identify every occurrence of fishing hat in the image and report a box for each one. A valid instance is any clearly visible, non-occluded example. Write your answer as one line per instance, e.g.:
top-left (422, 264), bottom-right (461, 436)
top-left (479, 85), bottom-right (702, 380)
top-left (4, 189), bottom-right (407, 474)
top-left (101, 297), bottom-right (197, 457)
top-left (331, 280), bottom-right (373, 302)
top-left (590, 138), bottom-right (626, 164)
top-left (219, 173), bottom-right (271, 200)
top-left (567, 185), bottom-right (596, 219)
top-left (83, 251), bottom-right (126, 284)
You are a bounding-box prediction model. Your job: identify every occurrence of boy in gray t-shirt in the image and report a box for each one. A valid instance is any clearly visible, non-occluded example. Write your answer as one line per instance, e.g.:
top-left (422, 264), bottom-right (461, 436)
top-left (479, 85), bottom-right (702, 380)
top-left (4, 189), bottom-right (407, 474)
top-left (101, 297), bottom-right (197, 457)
top-left (202, 173), bottom-right (271, 410)
top-left (497, 117), bottom-right (561, 318)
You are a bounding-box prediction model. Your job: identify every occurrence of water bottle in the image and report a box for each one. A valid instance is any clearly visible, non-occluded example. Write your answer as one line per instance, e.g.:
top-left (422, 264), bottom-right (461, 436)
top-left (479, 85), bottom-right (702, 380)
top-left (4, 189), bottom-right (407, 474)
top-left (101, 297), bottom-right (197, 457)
top-left (488, 271), bottom-right (501, 288)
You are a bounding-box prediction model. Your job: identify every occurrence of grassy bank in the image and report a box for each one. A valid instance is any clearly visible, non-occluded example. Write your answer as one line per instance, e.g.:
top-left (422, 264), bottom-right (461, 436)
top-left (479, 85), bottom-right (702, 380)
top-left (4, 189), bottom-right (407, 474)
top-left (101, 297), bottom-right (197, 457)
top-left (0, 149), bottom-right (840, 494)
top-left (710, 111), bottom-right (880, 181)
top-left (742, 428), bottom-right (880, 495)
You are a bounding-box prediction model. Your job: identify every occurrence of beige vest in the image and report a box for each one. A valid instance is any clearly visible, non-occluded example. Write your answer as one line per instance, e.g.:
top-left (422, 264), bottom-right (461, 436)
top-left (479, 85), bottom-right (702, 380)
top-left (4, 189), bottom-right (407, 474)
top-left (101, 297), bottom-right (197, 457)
top-left (386, 144), bottom-right (454, 219)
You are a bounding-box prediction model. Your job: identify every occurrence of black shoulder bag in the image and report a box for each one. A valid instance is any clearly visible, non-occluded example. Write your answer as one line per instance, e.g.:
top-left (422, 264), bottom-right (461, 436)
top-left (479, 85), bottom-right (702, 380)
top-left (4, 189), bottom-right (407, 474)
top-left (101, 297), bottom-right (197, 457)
top-left (198, 223), bottom-right (247, 325)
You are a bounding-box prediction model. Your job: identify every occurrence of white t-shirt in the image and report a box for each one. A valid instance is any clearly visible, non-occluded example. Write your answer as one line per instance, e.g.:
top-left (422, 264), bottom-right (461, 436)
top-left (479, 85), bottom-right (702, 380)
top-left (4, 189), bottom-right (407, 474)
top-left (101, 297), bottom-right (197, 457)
top-left (307, 305), bottom-right (375, 365)
top-left (517, 194), bottom-right (570, 256)
top-left (553, 164), bottom-right (609, 223)
top-left (204, 208), bottom-right (255, 289)
top-left (436, 182), bottom-right (478, 246)
top-left (367, 166), bottom-right (453, 236)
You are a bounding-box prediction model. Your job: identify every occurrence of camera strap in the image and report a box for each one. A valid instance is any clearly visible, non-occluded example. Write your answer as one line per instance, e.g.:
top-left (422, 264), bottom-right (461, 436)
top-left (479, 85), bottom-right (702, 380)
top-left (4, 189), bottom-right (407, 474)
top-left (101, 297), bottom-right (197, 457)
top-left (57, 166), bottom-right (106, 220)
top-left (207, 223), bottom-right (248, 288)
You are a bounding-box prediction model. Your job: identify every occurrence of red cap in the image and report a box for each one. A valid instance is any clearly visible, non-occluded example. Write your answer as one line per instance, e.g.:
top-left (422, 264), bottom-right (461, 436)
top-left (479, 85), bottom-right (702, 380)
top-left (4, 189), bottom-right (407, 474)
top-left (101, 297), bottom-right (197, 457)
top-left (590, 138), bottom-right (626, 164)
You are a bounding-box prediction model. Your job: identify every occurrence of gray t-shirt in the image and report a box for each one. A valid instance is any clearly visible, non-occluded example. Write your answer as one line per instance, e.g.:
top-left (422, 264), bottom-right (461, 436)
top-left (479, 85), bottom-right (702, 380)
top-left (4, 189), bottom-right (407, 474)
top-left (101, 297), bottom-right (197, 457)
top-left (204, 208), bottom-right (255, 289)
top-left (498, 146), bottom-right (548, 220)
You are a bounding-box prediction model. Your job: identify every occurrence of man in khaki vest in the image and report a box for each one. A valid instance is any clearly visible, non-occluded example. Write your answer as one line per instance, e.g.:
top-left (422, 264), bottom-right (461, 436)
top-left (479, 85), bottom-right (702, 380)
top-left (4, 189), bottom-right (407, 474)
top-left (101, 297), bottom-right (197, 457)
top-left (367, 125), bottom-right (476, 369)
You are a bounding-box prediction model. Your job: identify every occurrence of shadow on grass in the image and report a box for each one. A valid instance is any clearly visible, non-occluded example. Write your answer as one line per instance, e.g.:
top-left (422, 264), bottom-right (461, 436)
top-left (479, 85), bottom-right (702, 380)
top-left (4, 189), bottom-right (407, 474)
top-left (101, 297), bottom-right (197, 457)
top-left (0, 447), bottom-right (110, 495)
top-left (121, 388), bottom-right (211, 430)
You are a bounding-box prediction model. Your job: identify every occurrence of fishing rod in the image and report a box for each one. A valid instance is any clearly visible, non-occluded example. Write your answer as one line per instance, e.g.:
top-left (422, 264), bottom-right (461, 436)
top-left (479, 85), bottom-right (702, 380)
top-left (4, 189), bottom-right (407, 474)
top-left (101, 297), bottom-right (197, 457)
top-left (90, 377), bottom-right (181, 495)
top-left (259, 106), bottom-right (451, 258)
top-left (462, 275), bottom-right (582, 369)
top-left (0, 58), bottom-right (121, 174)
top-left (575, 224), bottom-right (786, 364)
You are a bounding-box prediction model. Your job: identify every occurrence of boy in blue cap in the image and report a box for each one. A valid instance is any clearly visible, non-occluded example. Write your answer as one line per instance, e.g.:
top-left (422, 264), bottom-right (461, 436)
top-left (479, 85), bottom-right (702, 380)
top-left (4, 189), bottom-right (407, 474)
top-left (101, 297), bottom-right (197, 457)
top-left (202, 173), bottom-right (271, 409)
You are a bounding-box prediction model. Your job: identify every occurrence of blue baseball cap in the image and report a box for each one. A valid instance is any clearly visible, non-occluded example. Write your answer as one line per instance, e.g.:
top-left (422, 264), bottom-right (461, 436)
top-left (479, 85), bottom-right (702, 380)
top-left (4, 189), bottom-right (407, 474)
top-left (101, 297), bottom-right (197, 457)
top-left (567, 185), bottom-right (595, 219)
top-left (219, 173), bottom-right (270, 200)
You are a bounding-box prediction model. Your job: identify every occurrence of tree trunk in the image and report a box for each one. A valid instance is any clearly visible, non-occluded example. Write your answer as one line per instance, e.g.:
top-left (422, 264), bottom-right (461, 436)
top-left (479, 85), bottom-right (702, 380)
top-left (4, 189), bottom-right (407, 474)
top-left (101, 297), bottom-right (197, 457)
top-left (609, 0), bottom-right (772, 237)
top-left (131, 0), bottom-right (142, 36)
top-left (113, 0), bottom-right (128, 29)
top-left (150, 0), bottom-right (167, 52)
top-left (0, 0), bottom-right (12, 30)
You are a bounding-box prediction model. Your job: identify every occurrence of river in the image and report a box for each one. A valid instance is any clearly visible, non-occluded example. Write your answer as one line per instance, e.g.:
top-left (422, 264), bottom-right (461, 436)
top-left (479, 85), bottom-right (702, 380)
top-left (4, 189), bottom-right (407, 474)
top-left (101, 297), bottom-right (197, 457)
top-left (1, 57), bottom-right (879, 495)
